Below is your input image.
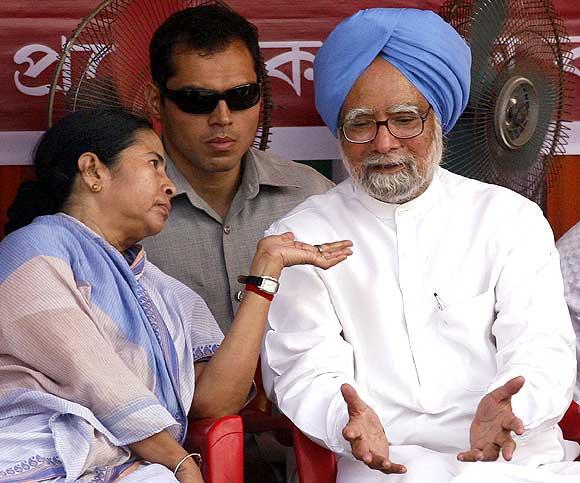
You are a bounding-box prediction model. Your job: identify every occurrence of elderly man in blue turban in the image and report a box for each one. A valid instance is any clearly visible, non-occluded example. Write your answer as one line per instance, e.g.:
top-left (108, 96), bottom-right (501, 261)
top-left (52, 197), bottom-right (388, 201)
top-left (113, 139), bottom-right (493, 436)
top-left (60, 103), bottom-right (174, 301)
top-left (261, 8), bottom-right (580, 483)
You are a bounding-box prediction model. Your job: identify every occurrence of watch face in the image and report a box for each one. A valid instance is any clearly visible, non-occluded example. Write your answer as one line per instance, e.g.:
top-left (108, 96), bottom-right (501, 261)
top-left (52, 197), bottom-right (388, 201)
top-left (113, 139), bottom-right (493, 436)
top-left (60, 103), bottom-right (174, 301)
top-left (260, 278), bottom-right (279, 294)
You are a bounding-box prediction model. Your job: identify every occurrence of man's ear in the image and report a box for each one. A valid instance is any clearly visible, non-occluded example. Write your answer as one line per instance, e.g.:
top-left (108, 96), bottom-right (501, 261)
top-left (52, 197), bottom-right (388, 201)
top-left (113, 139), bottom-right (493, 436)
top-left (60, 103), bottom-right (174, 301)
top-left (77, 152), bottom-right (106, 190)
top-left (146, 82), bottom-right (163, 120)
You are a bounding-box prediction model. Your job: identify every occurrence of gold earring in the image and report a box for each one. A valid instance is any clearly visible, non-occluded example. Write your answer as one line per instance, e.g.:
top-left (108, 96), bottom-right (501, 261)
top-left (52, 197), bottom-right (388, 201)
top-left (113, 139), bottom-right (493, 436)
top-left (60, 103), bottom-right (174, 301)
top-left (91, 183), bottom-right (102, 193)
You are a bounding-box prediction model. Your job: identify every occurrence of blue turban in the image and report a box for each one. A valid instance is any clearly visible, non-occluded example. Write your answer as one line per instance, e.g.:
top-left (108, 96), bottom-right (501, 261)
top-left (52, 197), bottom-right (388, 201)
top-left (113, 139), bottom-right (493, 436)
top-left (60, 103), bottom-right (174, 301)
top-left (314, 8), bottom-right (471, 136)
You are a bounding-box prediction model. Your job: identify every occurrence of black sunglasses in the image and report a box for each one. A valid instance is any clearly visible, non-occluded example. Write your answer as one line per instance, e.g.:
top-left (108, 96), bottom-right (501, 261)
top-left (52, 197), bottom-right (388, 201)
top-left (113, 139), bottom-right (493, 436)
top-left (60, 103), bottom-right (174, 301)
top-left (161, 83), bottom-right (261, 115)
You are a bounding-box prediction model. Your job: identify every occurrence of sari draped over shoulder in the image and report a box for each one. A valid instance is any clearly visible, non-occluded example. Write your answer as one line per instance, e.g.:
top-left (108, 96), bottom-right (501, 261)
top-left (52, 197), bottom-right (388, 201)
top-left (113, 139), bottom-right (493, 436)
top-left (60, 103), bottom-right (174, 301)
top-left (0, 214), bottom-right (223, 482)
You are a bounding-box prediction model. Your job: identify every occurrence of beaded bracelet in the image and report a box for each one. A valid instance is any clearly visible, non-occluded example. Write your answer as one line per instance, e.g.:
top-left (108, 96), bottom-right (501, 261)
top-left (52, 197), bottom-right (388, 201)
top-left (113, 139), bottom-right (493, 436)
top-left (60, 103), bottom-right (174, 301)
top-left (173, 452), bottom-right (202, 475)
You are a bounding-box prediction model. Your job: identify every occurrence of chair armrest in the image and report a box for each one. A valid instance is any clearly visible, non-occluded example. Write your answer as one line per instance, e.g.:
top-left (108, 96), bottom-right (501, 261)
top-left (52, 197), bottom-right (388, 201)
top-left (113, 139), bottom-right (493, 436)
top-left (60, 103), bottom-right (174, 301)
top-left (184, 415), bottom-right (244, 483)
top-left (291, 424), bottom-right (337, 483)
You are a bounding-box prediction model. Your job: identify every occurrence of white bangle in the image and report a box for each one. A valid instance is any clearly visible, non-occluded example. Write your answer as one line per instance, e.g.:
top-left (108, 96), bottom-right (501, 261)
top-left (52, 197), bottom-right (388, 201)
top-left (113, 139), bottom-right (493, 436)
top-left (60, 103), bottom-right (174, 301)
top-left (173, 452), bottom-right (201, 475)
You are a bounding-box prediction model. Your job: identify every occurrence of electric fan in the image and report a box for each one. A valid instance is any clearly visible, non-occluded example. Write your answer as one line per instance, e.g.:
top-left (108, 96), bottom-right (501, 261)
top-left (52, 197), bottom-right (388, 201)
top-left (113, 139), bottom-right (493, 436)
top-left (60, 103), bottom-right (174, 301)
top-left (439, 0), bottom-right (574, 208)
top-left (47, 0), bottom-right (272, 150)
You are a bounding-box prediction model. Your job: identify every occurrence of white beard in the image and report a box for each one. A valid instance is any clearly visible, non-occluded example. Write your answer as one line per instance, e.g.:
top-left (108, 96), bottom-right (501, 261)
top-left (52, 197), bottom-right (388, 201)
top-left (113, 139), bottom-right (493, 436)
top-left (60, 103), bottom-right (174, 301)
top-left (342, 125), bottom-right (443, 204)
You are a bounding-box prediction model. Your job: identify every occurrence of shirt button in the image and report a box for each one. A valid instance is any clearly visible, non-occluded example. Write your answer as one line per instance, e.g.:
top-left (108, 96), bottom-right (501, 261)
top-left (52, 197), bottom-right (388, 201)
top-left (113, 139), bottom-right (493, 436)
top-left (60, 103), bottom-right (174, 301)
top-left (224, 225), bottom-right (231, 235)
top-left (235, 290), bottom-right (244, 302)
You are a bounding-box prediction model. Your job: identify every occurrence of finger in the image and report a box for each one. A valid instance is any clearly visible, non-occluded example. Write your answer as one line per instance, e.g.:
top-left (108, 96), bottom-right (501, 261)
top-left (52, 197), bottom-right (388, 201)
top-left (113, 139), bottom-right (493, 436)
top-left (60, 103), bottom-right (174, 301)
top-left (380, 462), bottom-right (407, 474)
top-left (325, 248), bottom-right (353, 258)
top-left (365, 454), bottom-right (387, 468)
top-left (494, 428), bottom-right (514, 447)
top-left (490, 376), bottom-right (525, 401)
top-left (312, 253), bottom-right (351, 270)
top-left (341, 384), bottom-right (368, 415)
top-left (313, 240), bottom-right (353, 256)
top-left (503, 415), bottom-right (524, 435)
top-left (322, 247), bottom-right (354, 259)
top-left (342, 424), bottom-right (363, 442)
top-left (293, 240), bottom-right (319, 253)
top-left (501, 438), bottom-right (517, 461)
top-left (361, 450), bottom-right (383, 467)
top-left (364, 454), bottom-right (406, 474)
top-left (322, 240), bottom-right (354, 250)
top-left (457, 449), bottom-right (484, 462)
top-left (279, 232), bottom-right (295, 241)
top-left (481, 443), bottom-right (501, 461)
top-left (314, 244), bottom-right (325, 258)
top-left (350, 440), bottom-right (371, 461)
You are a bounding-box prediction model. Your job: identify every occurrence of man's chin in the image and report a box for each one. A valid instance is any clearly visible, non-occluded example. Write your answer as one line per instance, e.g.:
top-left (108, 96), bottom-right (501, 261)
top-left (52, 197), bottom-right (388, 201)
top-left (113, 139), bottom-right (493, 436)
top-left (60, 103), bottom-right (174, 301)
top-left (361, 175), bottom-right (427, 203)
top-left (196, 152), bottom-right (244, 173)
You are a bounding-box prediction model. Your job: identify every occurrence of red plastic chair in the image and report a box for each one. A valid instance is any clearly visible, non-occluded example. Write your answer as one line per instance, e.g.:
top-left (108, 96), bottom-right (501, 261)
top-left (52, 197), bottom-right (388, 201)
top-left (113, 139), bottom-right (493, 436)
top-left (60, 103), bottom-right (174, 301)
top-left (559, 400), bottom-right (580, 449)
top-left (184, 415), bottom-right (245, 483)
top-left (290, 401), bottom-right (580, 482)
top-left (291, 424), bottom-right (336, 483)
top-left (241, 358), bottom-right (293, 440)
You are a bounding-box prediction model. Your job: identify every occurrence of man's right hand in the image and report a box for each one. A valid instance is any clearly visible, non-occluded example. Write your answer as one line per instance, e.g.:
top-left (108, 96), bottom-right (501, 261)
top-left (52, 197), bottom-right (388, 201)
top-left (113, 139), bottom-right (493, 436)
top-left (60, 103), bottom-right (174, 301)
top-left (341, 383), bottom-right (407, 474)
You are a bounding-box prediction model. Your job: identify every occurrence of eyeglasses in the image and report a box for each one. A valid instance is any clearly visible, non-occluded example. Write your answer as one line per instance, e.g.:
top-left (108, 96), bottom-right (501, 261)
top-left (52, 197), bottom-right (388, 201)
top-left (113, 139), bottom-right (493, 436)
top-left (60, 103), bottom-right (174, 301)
top-left (161, 83), bottom-right (261, 115)
top-left (339, 106), bottom-right (432, 144)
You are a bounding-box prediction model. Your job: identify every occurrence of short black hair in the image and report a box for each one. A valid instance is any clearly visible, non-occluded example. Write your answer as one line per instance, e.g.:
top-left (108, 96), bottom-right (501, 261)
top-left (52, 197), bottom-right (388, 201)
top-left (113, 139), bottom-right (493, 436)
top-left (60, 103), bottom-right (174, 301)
top-left (150, 3), bottom-right (264, 90)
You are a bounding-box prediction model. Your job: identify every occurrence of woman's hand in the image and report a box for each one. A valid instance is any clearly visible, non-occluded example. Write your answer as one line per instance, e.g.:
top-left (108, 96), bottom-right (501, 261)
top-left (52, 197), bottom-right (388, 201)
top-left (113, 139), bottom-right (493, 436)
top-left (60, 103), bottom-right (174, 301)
top-left (250, 232), bottom-right (353, 278)
top-left (190, 233), bottom-right (353, 419)
top-left (174, 457), bottom-right (204, 483)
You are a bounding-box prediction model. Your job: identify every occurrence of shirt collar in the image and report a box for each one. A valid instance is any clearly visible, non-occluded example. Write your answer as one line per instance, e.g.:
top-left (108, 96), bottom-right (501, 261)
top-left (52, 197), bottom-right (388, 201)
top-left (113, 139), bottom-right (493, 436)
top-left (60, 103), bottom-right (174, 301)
top-left (165, 154), bottom-right (192, 198)
top-left (164, 154), bottom-right (218, 216)
top-left (248, 148), bottom-right (303, 189)
top-left (165, 148), bottom-right (302, 204)
top-left (353, 166), bottom-right (442, 220)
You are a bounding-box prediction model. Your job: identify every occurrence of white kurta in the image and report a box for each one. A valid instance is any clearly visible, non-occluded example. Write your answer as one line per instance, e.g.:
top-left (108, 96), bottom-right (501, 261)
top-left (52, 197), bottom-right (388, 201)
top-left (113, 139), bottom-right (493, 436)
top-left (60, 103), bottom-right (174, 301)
top-left (262, 168), bottom-right (579, 482)
top-left (557, 221), bottom-right (580, 401)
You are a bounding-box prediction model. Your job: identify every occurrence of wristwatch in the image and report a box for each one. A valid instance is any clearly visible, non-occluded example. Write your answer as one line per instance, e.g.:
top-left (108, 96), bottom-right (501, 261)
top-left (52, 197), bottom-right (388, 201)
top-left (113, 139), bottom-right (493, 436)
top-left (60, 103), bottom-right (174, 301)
top-left (237, 275), bottom-right (280, 295)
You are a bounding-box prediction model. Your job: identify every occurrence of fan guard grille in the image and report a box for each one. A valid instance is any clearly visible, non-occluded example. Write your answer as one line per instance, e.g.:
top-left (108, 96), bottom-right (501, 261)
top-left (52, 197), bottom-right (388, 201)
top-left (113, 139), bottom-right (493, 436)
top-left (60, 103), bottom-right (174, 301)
top-left (440, 0), bottom-right (573, 204)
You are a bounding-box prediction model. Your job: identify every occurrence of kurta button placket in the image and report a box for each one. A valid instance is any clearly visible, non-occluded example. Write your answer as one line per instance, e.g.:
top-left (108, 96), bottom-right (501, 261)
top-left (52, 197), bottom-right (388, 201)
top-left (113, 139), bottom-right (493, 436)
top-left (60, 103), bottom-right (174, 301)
top-left (395, 209), bottom-right (423, 385)
top-left (235, 290), bottom-right (244, 302)
top-left (223, 225), bottom-right (231, 235)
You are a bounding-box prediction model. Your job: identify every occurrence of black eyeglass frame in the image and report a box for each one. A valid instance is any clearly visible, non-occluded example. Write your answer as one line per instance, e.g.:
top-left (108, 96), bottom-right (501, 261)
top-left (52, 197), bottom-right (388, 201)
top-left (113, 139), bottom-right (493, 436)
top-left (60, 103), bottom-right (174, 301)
top-left (339, 105), bottom-right (432, 144)
top-left (160, 82), bottom-right (261, 115)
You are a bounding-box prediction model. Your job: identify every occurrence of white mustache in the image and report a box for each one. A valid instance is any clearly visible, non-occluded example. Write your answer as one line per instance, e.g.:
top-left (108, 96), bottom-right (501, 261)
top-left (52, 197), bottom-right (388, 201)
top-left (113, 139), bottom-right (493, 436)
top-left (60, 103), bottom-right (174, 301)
top-left (361, 153), bottom-right (415, 170)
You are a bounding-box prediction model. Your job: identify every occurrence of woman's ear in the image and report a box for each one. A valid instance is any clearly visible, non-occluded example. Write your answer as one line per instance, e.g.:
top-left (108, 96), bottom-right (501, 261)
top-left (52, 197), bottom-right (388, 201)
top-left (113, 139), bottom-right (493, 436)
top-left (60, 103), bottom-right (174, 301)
top-left (77, 152), bottom-right (107, 192)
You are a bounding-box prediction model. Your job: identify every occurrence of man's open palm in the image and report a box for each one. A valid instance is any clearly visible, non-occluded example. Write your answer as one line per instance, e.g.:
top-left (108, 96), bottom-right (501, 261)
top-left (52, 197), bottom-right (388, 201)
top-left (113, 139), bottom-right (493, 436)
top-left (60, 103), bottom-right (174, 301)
top-left (341, 383), bottom-right (406, 474)
top-left (458, 376), bottom-right (525, 462)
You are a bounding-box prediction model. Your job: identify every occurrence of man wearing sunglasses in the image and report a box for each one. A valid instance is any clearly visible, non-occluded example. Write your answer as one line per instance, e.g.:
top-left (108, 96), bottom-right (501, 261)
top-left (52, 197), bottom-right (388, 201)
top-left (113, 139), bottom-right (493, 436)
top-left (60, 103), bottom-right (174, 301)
top-left (262, 8), bottom-right (579, 483)
top-left (143, 4), bottom-right (333, 335)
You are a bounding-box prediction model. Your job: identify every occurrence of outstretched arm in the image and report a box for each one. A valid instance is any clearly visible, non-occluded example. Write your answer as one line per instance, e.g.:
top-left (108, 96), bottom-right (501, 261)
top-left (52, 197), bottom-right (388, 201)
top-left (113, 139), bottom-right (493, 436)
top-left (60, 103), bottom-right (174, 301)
top-left (490, 202), bottom-right (575, 431)
top-left (190, 233), bottom-right (352, 418)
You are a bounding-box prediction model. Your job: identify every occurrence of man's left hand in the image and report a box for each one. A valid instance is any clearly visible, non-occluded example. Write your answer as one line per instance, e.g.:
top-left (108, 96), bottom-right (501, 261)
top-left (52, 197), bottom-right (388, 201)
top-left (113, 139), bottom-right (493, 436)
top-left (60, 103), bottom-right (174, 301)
top-left (457, 376), bottom-right (525, 462)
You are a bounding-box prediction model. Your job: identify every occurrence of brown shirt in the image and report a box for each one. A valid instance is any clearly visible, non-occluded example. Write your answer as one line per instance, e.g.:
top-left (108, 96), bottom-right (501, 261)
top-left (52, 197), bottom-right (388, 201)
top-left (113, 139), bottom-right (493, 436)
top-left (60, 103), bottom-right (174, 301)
top-left (142, 148), bottom-right (334, 333)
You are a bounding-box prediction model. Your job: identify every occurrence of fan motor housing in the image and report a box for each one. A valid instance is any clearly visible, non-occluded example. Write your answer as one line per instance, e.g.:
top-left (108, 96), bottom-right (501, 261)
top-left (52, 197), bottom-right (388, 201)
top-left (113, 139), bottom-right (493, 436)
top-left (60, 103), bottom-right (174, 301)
top-left (494, 76), bottom-right (540, 150)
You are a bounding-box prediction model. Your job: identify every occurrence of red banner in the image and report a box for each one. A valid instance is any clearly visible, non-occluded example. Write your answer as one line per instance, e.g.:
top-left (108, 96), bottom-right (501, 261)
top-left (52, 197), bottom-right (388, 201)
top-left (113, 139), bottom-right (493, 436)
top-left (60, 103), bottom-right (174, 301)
top-left (2, 0), bottom-right (580, 162)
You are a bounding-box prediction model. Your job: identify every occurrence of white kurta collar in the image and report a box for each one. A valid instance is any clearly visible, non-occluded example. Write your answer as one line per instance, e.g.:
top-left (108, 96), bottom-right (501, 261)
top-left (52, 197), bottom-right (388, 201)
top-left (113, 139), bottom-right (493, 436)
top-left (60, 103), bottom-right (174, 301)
top-left (351, 167), bottom-right (442, 221)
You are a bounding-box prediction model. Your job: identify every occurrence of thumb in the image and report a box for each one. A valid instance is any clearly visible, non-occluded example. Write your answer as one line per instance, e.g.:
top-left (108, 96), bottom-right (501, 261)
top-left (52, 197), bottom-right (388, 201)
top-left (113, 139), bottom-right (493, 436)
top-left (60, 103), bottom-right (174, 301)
top-left (493, 376), bottom-right (525, 400)
top-left (341, 383), bottom-right (367, 415)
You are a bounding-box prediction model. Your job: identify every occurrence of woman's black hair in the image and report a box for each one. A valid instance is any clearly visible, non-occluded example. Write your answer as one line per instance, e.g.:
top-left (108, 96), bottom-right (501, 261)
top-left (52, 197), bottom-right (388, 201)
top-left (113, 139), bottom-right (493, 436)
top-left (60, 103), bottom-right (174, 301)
top-left (5, 109), bottom-right (153, 235)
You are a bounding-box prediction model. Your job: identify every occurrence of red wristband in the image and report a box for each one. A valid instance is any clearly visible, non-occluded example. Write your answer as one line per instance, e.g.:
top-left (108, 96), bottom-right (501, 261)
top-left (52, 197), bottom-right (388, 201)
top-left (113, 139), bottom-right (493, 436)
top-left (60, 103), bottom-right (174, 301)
top-left (245, 283), bottom-right (274, 301)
